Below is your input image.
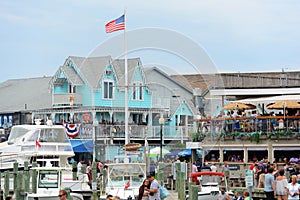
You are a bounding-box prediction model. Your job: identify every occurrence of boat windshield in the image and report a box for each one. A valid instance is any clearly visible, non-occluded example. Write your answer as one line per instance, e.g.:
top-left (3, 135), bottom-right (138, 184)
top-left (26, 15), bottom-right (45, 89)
top-left (107, 164), bottom-right (145, 187)
top-left (8, 127), bottom-right (32, 144)
top-left (37, 128), bottom-right (69, 143)
top-left (38, 170), bottom-right (59, 188)
top-left (8, 126), bottom-right (69, 144)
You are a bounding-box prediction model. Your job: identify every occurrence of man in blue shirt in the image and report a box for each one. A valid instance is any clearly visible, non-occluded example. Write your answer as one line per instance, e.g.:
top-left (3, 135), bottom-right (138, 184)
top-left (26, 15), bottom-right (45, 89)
top-left (264, 167), bottom-right (276, 200)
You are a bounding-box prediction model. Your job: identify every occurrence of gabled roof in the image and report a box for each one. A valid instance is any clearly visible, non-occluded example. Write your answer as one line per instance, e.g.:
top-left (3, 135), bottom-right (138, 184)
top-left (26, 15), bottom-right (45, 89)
top-left (0, 77), bottom-right (52, 113)
top-left (60, 65), bottom-right (84, 85)
top-left (144, 67), bottom-right (193, 94)
top-left (69, 56), bottom-right (112, 89)
top-left (112, 58), bottom-right (142, 87)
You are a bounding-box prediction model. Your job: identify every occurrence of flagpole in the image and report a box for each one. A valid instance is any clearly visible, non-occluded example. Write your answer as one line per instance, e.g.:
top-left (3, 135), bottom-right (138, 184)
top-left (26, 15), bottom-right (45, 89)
top-left (124, 10), bottom-right (129, 145)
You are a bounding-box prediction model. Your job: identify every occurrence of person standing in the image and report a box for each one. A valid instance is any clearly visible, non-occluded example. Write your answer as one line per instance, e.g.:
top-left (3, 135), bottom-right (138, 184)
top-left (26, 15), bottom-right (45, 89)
top-left (276, 169), bottom-right (288, 200)
top-left (146, 174), bottom-right (160, 200)
top-left (286, 175), bottom-right (300, 200)
top-left (217, 188), bottom-right (230, 200)
top-left (222, 161), bottom-right (230, 178)
top-left (264, 167), bottom-right (276, 200)
top-left (137, 179), bottom-right (151, 200)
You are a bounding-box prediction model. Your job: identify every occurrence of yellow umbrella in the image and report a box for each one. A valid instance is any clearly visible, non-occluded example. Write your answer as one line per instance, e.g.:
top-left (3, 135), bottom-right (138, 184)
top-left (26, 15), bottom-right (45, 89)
top-left (267, 100), bottom-right (300, 109)
top-left (222, 102), bottom-right (256, 110)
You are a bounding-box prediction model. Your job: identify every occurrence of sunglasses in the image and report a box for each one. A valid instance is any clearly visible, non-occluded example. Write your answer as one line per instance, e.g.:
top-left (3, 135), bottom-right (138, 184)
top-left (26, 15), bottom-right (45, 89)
top-left (58, 194), bottom-right (65, 197)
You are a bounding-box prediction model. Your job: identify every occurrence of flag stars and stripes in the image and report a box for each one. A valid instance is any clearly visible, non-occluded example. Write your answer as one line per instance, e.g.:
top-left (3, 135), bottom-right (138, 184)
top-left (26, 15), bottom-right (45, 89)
top-left (105, 14), bottom-right (125, 33)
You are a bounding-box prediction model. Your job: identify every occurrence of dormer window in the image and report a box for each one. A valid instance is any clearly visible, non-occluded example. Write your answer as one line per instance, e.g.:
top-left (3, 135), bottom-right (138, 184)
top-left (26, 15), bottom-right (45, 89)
top-left (106, 70), bottom-right (112, 76)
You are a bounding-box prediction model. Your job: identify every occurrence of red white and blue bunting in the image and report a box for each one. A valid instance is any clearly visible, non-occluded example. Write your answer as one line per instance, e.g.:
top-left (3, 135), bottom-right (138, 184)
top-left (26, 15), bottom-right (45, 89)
top-left (64, 123), bottom-right (81, 139)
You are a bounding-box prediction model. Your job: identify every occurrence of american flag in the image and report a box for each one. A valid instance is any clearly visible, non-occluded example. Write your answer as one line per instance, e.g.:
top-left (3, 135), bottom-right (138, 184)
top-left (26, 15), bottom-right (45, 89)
top-left (105, 15), bottom-right (125, 33)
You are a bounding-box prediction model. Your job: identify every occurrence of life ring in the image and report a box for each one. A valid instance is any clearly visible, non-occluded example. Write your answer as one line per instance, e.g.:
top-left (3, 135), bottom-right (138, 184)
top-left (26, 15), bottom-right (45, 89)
top-left (82, 113), bottom-right (92, 122)
top-left (64, 123), bottom-right (81, 139)
top-left (123, 143), bottom-right (142, 151)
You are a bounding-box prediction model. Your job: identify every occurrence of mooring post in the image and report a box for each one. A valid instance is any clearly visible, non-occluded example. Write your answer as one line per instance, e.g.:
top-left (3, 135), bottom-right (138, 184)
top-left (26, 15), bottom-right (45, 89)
top-left (92, 162), bottom-right (98, 200)
top-left (188, 182), bottom-right (198, 200)
top-left (158, 162), bottom-right (165, 184)
top-left (32, 162), bottom-right (38, 194)
top-left (175, 162), bottom-right (180, 192)
top-left (15, 172), bottom-right (23, 200)
top-left (72, 162), bottom-right (77, 181)
top-left (13, 162), bottom-right (18, 191)
top-left (178, 171), bottom-right (186, 200)
top-left (24, 161), bottom-right (30, 192)
top-left (4, 171), bottom-right (9, 199)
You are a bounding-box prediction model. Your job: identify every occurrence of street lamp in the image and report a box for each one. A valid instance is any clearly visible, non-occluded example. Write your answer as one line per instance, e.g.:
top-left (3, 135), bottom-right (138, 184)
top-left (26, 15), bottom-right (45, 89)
top-left (158, 116), bottom-right (165, 162)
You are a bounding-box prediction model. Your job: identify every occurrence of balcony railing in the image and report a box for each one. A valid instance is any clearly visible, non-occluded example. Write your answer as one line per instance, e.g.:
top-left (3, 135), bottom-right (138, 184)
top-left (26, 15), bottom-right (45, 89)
top-left (75, 124), bottom-right (195, 141)
top-left (195, 116), bottom-right (300, 142)
top-left (53, 93), bottom-right (82, 107)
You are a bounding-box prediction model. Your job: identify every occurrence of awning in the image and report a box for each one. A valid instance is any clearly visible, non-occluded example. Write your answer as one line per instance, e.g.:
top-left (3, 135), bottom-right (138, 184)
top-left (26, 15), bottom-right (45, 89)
top-left (70, 139), bottom-right (94, 152)
top-left (274, 147), bottom-right (300, 151)
top-left (224, 148), bottom-right (243, 151)
top-left (247, 148), bottom-right (267, 151)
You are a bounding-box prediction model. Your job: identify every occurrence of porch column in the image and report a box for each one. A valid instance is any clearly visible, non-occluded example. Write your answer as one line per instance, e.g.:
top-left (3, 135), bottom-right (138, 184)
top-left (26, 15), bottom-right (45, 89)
top-left (92, 111), bottom-right (98, 126)
top-left (219, 147), bottom-right (224, 163)
top-left (51, 113), bottom-right (56, 123)
top-left (109, 111), bottom-right (113, 123)
top-left (244, 147), bottom-right (247, 163)
top-left (268, 143), bottom-right (273, 162)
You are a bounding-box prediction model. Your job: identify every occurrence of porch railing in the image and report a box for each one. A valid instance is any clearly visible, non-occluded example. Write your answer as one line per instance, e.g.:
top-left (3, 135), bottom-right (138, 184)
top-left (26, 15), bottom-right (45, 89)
top-left (76, 124), bottom-right (195, 141)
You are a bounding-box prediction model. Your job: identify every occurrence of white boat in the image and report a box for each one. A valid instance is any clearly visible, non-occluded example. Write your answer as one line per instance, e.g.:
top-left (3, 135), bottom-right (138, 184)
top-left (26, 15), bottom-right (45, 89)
top-left (0, 122), bottom-right (91, 195)
top-left (25, 166), bottom-right (84, 200)
top-left (188, 171), bottom-right (234, 200)
top-left (0, 123), bottom-right (74, 170)
top-left (100, 155), bottom-right (146, 200)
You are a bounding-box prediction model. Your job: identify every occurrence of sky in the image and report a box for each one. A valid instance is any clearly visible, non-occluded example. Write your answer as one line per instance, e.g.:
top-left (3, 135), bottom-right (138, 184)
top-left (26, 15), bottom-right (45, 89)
top-left (1, 0), bottom-right (300, 83)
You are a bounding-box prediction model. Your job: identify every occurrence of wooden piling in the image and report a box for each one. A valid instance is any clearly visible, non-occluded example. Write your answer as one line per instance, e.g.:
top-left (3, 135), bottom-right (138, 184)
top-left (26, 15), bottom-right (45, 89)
top-left (72, 161), bottom-right (77, 181)
top-left (31, 162), bottom-right (38, 194)
top-left (15, 172), bottom-right (23, 200)
top-left (178, 171), bottom-right (186, 200)
top-left (13, 162), bottom-right (18, 191)
top-left (92, 162), bottom-right (98, 200)
top-left (4, 171), bottom-right (9, 199)
top-left (175, 162), bottom-right (180, 192)
top-left (189, 183), bottom-right (198, 200)
top-left (24, 161), bottom-right (30, 192)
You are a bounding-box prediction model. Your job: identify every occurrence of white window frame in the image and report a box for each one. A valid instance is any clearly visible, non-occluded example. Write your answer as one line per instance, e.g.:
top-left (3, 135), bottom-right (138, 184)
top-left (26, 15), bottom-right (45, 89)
top-left (103, 80), bottom-right (114, 99)
top-left (132, 82), bottom-right (143, 101)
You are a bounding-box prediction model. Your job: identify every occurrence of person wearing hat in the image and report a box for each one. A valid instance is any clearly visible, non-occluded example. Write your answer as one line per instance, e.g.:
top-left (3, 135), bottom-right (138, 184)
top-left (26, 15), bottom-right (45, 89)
top-left (146, 174), bottom-right (160, 200)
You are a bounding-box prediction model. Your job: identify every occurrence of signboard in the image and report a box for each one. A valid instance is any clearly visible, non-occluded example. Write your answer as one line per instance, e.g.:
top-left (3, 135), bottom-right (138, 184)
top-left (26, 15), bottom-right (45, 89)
top-left (186, 142), bottom-right (202, 149)
top-left (228, 164), bottom-right (240, 170)
top-left (245, 169), bottom-right (253, 187)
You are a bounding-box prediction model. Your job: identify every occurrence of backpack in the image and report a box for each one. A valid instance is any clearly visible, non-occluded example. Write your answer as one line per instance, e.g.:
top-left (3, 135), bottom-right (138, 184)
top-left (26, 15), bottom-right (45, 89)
top-left (159, 185), bottom-right (170, 200)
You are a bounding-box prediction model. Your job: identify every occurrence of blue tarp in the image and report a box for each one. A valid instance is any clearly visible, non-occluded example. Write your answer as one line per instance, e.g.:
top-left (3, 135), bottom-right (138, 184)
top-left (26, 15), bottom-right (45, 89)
top-left (164, 150), bottom-right (182, 158)
top-left (70, 139), bottom-right (94, 152)
top-left (178, 149), bottom-right (201, 157)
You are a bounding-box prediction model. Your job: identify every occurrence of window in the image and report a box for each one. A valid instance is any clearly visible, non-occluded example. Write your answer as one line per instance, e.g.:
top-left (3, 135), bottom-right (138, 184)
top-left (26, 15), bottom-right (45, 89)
top-left (103, 81), bottom-right (113, 99)
top-left (139, 83), bottom-right (143, 100)
top-left (132, 82), bottom-right (143, 100)
top-left (69, 84), bottom-right (76, 93)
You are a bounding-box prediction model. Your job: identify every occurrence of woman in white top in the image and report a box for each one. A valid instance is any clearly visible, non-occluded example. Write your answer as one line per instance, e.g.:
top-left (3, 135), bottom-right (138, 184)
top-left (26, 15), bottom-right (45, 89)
top-left (286, 175), bottom-right (300, 200)
top-left (276, 169), bottom-right (288, 200)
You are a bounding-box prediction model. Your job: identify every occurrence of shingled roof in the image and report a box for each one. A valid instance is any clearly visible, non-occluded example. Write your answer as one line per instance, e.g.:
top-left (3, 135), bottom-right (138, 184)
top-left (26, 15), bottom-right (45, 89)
top-left (0, 77), bottom-right (52, 113)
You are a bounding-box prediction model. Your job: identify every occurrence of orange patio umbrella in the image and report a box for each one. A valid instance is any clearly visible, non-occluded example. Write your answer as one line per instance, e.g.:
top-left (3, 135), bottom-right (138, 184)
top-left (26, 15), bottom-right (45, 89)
top-left (266, 100), bottom-right (300, 109)
top-left (222, 102), bottom-right (256, 110)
